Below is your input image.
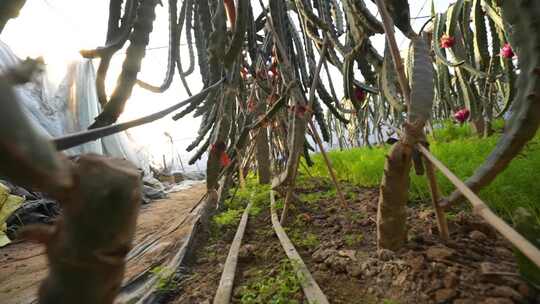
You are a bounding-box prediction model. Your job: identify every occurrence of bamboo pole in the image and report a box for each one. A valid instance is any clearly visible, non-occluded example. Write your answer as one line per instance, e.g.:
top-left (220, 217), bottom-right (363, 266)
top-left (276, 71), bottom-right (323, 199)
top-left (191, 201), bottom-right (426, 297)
top-left (270, 191), bottom-right (329, 304)
top-left (308, 120), bottom-right (348, 208)
top-left (423, 153), bottom-right (450, 240)
top-left (417, 144), bottom-right (540, 268)
top-left (213, 201), bottom-right (252, 304)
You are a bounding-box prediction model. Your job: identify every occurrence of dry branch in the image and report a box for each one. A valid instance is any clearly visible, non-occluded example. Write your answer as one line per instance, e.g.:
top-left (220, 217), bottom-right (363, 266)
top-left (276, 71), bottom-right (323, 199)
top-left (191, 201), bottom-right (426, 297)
top-left (307, 121), bottom-right (347, 208)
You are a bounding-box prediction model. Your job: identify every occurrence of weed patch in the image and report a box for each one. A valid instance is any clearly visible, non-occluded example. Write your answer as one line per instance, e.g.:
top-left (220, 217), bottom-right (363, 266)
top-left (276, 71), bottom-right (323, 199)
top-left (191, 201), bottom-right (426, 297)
top-left (237, 259), bottom-right (302, 303)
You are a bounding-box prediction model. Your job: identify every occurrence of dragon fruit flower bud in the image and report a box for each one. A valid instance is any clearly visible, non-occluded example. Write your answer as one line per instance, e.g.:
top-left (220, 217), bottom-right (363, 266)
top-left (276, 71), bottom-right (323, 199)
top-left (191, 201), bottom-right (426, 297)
top-left (501, 43), bottom-right (515, 59)
top-left (354, 87), bottom-right (366, 103)
top-left (454, 108), bottom-right (470, 123)
top-left (440, 34), bottom-right (455, 48)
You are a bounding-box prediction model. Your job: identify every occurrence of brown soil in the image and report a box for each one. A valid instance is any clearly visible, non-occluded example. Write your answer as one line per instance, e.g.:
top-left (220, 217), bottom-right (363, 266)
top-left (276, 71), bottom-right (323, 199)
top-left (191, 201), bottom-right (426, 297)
top-left (172, 177), bottom-right (539, 304)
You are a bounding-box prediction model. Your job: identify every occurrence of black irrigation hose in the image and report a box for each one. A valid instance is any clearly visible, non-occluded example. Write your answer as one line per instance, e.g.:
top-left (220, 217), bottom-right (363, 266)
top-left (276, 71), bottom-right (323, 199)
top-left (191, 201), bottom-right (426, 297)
top-left (52, 79), bottom-right (224, 151)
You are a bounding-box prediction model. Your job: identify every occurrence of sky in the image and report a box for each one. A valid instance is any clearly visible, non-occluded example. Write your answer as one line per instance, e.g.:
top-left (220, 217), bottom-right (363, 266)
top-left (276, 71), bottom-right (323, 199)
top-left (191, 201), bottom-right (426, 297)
top-left (1, 0), bottom-right (452, 170)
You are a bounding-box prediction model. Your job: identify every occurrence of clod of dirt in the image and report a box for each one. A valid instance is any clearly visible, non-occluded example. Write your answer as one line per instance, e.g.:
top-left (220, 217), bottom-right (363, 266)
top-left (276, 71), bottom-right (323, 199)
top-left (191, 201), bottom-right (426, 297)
top-left (434, 288), bottom-right (457, 303)
top-left (238, 244), bottom-right (256, 262)
top-left (426, 245), bottom-right (455, 261)
top-left (377, 248), bottom-right (396, 261)
top-left (482, 297), bottom-right (514, 304)
top-left (490, 285), bottom-right (523, 302)
top-left (312, 248), bottom-right (335, 263)
top-left (469, 230), bottom-right (488, 242)
top-left (443, 272), bottom-right (459, 288)
top-left (323, 255), bottom-right (349, 273)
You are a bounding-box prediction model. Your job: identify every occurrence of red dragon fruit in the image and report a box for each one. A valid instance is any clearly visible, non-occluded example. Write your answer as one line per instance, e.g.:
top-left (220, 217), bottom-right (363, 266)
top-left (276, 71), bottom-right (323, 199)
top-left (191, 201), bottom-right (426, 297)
top-left (440, 34), bottom-right (455, 48)
top-left (454, 108), bottom-right (470, 123)
top-left (354, 87), bottom-right (366, 103)
top-left (501, 43), bottom-right (515, 59)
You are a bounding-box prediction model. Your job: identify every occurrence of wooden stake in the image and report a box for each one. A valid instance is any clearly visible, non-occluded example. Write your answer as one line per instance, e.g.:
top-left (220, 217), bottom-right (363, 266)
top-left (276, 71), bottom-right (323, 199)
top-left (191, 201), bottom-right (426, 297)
top-left (423, 152), bottom-right (450, 241)
top-left (308, 120), bottom-right (347, 208)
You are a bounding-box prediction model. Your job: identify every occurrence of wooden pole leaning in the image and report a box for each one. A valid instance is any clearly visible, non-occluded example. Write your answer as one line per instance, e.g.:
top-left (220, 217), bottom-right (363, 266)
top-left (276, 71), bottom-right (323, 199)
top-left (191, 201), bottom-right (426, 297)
top-left (308, 120), bottom-right (348, 208)
top-left (417, 144), bottom-right (540, 269)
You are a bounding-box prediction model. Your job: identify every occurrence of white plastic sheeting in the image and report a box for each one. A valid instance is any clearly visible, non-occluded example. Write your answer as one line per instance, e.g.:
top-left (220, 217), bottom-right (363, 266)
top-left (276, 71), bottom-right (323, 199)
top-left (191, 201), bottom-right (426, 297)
top-left (0, 40), bottom-right (150, 173)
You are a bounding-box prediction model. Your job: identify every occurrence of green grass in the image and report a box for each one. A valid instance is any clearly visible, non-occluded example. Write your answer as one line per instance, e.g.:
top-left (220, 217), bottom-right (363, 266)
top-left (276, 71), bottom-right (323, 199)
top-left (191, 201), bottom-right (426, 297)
top-left (344, 233), bottom-right (364, 247)
top-left (301, 121), bottom-right (540, 224)
top-left (149, 266), bottom-right (176, 291)
top-left (212, 178), bottom-right (272, 229)
top-left (238, 259), bottom-right (303, 304)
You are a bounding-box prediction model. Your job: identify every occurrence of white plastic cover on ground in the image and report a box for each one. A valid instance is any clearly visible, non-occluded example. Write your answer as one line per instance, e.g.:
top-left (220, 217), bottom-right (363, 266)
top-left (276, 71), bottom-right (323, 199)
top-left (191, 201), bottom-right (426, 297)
top-left (0, 40), bottom-right (150, 173)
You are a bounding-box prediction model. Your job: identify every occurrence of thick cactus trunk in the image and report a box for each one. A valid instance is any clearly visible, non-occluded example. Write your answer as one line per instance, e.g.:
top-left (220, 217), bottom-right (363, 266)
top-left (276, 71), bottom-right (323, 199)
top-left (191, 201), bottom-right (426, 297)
top-left (256, 128), bottom-right (271, 184)
top-left (1, 75), bottom-right (141, 304)
top-left (24, 156), bottom-right (141, 304)
top-left (377, 142), bottom-right (413, 250)
top-left (376, 32), bottom-right (434, 250)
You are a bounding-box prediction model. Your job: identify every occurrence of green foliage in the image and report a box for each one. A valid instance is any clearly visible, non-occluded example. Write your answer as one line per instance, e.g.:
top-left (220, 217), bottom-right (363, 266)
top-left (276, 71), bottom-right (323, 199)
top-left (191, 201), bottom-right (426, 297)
top-left (301, 124), bottom-right (540, 224)
top-left (512, 208), bottom-right (540, 286)
top-left (288, 230), bottom-right (320, 249)
top-left (430, 121), bottom-right (474, 142)
top-left (213, 209), bottom-right (243, 228)
top-left (213, 178), bottom-right (272, 230)
top-left (238, 259), bottom-right (302, 304)
top-left (149, 266), bottom-right (176, 291)
top-left (301, 145), bottom-right (389, 188)
top-left (345, 210), bottom-right (367, 224)
top-left (298, 190), bottom-right (335, 205)
top-left (344, 233), bottom-right (364, 247)
top-left (430, 120), bottom-right (504, 142)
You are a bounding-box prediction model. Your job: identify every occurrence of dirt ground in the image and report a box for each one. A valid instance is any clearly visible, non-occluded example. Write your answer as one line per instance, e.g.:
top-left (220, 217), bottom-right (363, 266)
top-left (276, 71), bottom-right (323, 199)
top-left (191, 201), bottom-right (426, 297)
top-left (0, 182), bottom-right (206, 304)
top-left (173, 177), bottom-right (539, 304)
